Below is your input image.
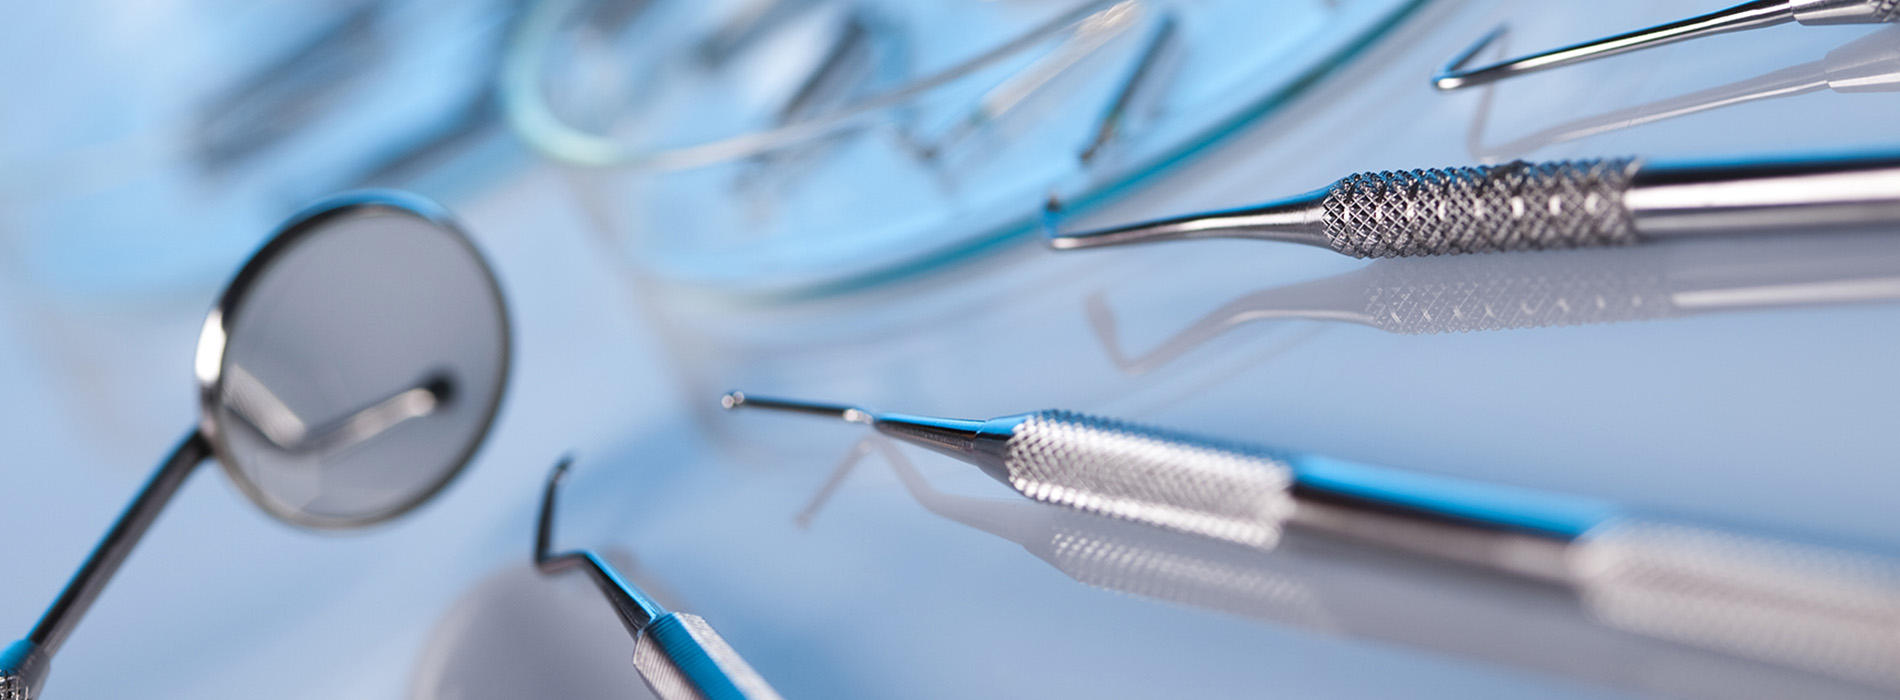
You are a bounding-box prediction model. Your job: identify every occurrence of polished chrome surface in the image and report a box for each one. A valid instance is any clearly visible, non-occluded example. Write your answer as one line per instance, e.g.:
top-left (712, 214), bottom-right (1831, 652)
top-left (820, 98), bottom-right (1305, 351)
top-left (1433, 0), bottom-right (1900, 91)
top-left (0, 435), bottom-right (208, 700)
top-left (2, 193), bottom-right (508, 699)
top-left (808, 437), bottom-right (1899, 700)
top-left (1627, 153), bottom-right (1900, 236)
top-left (1052, 153), bottom-right (1900, 257)
top-left (535, 459), bottom-right (784, 700)
top-left (1465, 26), bottom-right (1900, 161)
top-left (1047, 189), bottom-right (1332, 250)
top-left (726, 393), bottom-right (1298, 548)
top-left (1432, 2), bottom-right (1798, 91)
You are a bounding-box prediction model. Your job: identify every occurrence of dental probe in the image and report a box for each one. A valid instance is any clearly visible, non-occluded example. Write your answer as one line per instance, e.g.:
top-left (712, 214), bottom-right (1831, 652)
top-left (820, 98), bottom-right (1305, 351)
top-left (535, 460), bottom-right (784, 700)
top-left (727, 394), bottom-right (1900, 685)
top-left (1048, 152), bottom-right (1900, 258)
top-left (725, 391), bottom-right (1588, 561)
top-left (1432, 0), bottom-right (1900, 90)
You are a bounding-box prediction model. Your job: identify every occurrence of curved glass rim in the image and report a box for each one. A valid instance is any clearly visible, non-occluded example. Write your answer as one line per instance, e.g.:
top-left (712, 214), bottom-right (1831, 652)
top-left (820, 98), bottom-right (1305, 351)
top-left (502, 0), bottom-right (1123, 170)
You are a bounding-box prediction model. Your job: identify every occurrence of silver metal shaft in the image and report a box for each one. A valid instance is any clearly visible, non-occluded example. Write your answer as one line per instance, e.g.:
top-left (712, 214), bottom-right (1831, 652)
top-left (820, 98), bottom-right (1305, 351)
top-left (1049, 153), bottom-right (1900, 258)
top-left (3, 432), bottom-right (211, 700)
top-left (534, 459), bottom-right (784, 700)
top-left (1433, 0), bottom-right (1900, 90)
top-left (724, 393), bottom-right (1591, 556)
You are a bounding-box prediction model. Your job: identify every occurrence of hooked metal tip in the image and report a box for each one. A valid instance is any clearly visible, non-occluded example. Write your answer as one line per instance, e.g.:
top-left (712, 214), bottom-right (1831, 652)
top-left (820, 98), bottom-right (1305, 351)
top-left (534, 456), bottom-right (575, 566)
top-left (1433, 2), bottom-right (1798, 91)
top-left (722, 391), bottom-right (874, 423)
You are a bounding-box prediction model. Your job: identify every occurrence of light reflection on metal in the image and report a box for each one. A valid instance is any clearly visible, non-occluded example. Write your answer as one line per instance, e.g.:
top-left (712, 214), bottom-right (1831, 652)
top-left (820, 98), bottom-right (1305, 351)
top-left (783, 429), bottom-right (1900, 694)
top-left (1049, 152), bottom-right (1900, 257)
top-left (533, 459), bottom-right (786, 700)
top-left (1082, 229), bottom-right (1900, 376)
top-left (1464, 26), bottom-right (1900, 162)
top-left (1432, 0), bottom-right (1900, 91)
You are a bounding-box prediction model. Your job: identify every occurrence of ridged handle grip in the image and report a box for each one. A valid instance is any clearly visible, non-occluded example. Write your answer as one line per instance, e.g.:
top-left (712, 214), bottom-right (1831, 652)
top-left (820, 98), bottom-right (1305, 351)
top-left (632, 612), bottom-right (785, 700)
top-left (1003, 411), bottom-right (1297, 549)
top-left (1322, 159), bottom-right (1641, 258)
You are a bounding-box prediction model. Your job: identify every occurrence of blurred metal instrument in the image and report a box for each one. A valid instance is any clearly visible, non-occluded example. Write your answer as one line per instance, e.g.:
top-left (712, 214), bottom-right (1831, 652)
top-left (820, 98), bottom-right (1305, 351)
top-left (1433, 0), bottom-right (1900, 90)
top-left (802, 437), bottom-right (1900, 697)
top-left (535, 459), bottom-right (784, 700)
top-left (1086, 230), bottom-right (1900, 373)
top-left (1048, 152), bottom-right (1900, 258)
top-left (735, 397), bottom-right (1900, 691)
top-left (0, 193), bottom-right (510, 700)
top-left (1467, 26), bottom-right (1900, 161)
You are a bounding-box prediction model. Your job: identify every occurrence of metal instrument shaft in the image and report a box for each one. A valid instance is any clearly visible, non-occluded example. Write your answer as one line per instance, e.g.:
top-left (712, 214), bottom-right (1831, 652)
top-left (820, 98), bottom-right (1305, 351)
top-left (1048, 152), bottom-right (1900, 258)
top-left (1433, 0), bottom-right (1900, 90)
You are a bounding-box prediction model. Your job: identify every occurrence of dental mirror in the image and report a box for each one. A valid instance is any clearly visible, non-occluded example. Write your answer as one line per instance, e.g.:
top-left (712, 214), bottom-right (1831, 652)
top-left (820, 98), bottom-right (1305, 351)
top-left (1, 191), bottom-right (510, 700)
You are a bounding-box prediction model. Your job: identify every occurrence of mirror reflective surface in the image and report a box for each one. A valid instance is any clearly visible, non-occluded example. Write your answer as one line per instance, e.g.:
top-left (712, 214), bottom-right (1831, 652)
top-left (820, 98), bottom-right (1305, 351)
top-left (202, 195), bottom-right (511, 528)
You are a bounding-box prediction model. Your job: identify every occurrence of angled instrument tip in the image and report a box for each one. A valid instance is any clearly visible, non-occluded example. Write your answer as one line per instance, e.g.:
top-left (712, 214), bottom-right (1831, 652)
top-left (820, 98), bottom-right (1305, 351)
top-left (1432, 1), bottom-right (1800, 91)
top-left (721, 391), bottom-right (875, 423)
top-left (535, 456), bottom-right (575, 565)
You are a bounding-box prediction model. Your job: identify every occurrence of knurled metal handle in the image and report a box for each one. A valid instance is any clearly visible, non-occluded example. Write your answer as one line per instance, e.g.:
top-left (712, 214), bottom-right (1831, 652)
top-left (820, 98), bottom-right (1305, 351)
top-left (1003, 411), bottom-right (1297, 550)
top-left (1571, 521), bottom-right (1900, 689)
top-left (632, 612), bottom-right (785, 700)
top-left (1359, 252), bottom-right (1674, 334)
top-left (1322, 159), bottom-right (1641, 258)
top-left (0, 640), bottom-right (47, 700)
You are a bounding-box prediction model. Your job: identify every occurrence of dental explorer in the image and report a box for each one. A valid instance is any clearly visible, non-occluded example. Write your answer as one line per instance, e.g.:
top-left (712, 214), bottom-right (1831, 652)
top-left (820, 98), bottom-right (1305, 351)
top-left (728, 393), bottom-right (1900, 686)
top-left (1047, 152), bottom-right (1900, 258)
top-left (824, 436), bottom-right (1900, 693)
top-left (534, 459), bottom-right (785, 700)
top-left (1432, 0), bottom-right (1900, 90)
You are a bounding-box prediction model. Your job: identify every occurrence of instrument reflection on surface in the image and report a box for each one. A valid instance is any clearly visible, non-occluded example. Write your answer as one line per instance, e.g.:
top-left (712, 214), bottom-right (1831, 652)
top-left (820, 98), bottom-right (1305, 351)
top-left (1464, 25), bottom-right (1900, 161)
top-left (1432, 0), bottom-right (1900, 91)
top-left (1084, 229), bottom-right (1900, 374)
top-left (0, 193), bottom-right (510, 700)
top-left (535, 459), bottom-right (785, 700)
top-left (509, 0), bottom-right (1428, 296)
top-left (795, 435), bottom-right (1900, 698)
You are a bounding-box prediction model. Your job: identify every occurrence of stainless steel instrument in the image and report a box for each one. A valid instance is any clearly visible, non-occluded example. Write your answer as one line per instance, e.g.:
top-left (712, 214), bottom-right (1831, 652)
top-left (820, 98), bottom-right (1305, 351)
top-left (1433, 0), bottom-right (1900, 90)
top-left (1047, 152), bottom-right (1900, 258)
top-left (0, 192), bottom-right (511, 700)
top-left (535, 459), bottom-right (785, 700)
top-left (729, 393), bottom-right (1900, 690)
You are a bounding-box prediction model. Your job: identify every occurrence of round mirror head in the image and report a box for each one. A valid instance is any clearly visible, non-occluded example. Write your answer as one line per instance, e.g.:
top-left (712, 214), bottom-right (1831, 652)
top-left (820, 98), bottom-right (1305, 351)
top-left (195, 192), bottom-right (510, 529)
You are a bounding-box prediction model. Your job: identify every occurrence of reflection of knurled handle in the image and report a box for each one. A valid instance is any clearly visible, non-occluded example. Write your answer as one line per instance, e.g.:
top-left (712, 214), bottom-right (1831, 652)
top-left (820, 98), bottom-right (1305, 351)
top-left (1359, 253), bottom-right (1674, 334)
top-left (1005, 411), bottom-right (1297, 550)
top-left (632, 612), bottom-right (785, 700)
top-left (1571, 521), bottom-right (1900, 690)
top-left (1322, 159), bottom-right (1641, 258)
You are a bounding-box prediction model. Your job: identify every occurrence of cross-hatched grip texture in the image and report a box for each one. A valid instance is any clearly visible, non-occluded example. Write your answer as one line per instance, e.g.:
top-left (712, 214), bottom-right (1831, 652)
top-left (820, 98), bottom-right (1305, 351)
top-left (1005, 411), bottom-right (1296, 549)
top-left (1322, 159), bottom-right (1640, 258)
top-left (1359, 252), bottom-right (1674, 334)
top-left (1874, 0), bottom-right (1900, 21)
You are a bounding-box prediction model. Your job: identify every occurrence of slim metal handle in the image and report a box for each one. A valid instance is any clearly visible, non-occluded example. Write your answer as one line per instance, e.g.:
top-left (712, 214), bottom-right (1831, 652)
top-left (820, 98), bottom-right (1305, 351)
top-left (1319, 159), bottom-right (1641, 258)
top-left (632, 612), bottom-right (786, 700)
top-left (2, 432), bottom-right (211, 700)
